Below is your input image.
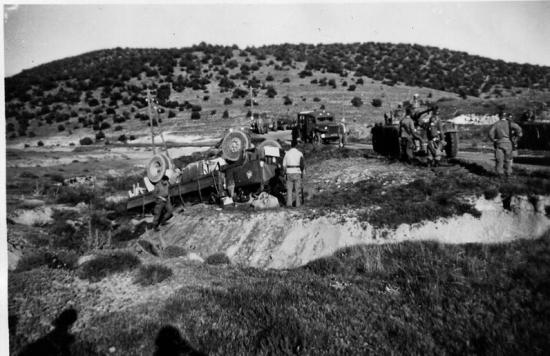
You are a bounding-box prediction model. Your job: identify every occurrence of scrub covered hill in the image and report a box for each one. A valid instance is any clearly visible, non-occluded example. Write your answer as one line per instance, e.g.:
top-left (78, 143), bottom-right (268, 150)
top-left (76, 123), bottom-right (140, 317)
top-left (5, 42), bottom-right (550, 141)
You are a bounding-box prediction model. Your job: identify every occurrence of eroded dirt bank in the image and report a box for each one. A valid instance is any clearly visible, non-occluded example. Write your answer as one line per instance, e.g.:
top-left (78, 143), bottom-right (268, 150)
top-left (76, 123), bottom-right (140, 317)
top-left (143, 194), bottom-right (550, 269)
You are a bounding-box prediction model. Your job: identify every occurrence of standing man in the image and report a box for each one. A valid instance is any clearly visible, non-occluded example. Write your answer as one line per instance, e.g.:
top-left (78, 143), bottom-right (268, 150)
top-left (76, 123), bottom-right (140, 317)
top-left (338, 118), bottom-right (347, 148)
top-left (152, 175), bottom-right (173, 231)
top-left (399, 107), bottom-right (423, 163)
top-left (283, 142), bottom-right (305, 207)
top-left (489, 111), bottom-right (523, 177)
top-left (426, 106), bottom-right (444, 167)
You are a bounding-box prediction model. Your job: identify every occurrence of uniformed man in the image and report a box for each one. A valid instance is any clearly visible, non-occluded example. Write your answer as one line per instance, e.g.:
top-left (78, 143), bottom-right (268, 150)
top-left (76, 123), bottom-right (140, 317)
top-left (425, 106), bottom-right (444, 167)
top-left (338, 118), bottom-right (347, 148)
top-left (399, 107), bottom-right (423, 163)
top-left (152, 175), bottom-right (173, 231)
top-left (282, 142), bottom-right (305, 207)
top-left (488, 111), bottom-right (523, 177)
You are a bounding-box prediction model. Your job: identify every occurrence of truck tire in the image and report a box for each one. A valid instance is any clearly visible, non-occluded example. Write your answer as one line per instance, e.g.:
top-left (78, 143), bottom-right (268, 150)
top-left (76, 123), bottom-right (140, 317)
top-left (312, 134), bottom-right (321, 146)
top-left (222, 130), bottom-right (250, 161)
top-left (147, 153), bottom-right (170, 183)
top-left (444, 131), bottom-right (458, 158)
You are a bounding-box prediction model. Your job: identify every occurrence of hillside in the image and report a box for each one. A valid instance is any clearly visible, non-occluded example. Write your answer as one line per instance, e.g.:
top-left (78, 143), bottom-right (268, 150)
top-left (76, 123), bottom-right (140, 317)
top-left (4, 42), bottom-right (550, 143)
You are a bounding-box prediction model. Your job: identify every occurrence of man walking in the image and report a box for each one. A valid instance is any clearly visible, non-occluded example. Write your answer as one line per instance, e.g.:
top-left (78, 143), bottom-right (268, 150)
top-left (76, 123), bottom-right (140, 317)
top-left (283, 142), bottom-right (305, 207)
top-left (488, 111), bottom-right (523, 177)
top-left (153, 175), bottom-right (173, 231)
top-left (426, 106), bottom-right (444, 167)
top-left (399, 107), bottom-right (423, 163)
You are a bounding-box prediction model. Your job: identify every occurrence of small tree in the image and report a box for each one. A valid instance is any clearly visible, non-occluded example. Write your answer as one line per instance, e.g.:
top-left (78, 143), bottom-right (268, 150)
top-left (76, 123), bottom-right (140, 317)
top-left (371, 98), bottom-right (382, 107)
top-left (222, 110), bottom-right (229, 119)
top-left (351, 97), bottom-right (363, 107)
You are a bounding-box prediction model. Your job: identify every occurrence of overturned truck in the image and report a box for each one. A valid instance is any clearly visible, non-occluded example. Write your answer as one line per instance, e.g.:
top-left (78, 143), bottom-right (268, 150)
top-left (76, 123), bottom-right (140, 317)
top-left (126, 131), bottom-right (285, 211)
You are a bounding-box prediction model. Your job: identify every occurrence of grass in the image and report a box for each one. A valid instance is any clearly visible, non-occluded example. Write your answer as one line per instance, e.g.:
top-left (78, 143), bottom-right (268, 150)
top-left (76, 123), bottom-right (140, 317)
top-left (134, 264), bottom-right (173, 286)
top-left (16, 249), bottom-right (78, 272)
top-left (205, 253), bottom-right (231, 265)
top-left (77, 251), bottom-right (141, 282)
top-left (9, 232), bottom-right (549, 355)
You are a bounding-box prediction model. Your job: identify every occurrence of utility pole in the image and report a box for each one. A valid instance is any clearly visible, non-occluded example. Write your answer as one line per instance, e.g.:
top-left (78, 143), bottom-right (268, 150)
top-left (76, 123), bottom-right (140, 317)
top-left (146, 88), bottom-right (157, 155)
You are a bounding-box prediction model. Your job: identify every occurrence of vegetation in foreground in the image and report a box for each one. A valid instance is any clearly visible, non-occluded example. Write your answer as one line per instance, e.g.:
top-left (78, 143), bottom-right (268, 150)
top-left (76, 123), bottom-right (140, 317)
top-left (9, 232), bottom-right (550, 355)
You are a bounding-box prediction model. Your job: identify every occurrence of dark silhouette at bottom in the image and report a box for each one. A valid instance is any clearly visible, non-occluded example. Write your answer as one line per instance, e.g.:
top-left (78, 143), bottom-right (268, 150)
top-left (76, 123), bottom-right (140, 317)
top-left (18, 308), bottom-right (78, 356)
top-left (154, 325), bottom-right (207, 356)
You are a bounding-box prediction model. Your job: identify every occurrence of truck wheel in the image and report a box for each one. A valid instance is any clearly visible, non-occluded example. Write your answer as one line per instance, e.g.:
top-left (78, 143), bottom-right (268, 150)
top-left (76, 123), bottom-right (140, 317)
top-left (313, 134), bottom-right (321, 146)
top-left (444, 131), bottom-right (458, 158)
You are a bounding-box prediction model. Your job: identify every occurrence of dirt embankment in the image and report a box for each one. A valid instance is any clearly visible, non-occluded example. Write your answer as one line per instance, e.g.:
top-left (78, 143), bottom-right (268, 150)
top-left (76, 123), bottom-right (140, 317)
top-left (142, 194), bottom-right (550, 269)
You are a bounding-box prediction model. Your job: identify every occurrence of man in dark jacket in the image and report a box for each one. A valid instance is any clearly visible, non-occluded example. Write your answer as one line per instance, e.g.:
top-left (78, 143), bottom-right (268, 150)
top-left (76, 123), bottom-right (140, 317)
top-left (425, 106), bottom-right (444, 167)
top-left (489, 111), bottom-right (523, 177)
top-left (153, 175), bottom-right (173, 231)
top-left (399, 107), bottom-right (423, 163)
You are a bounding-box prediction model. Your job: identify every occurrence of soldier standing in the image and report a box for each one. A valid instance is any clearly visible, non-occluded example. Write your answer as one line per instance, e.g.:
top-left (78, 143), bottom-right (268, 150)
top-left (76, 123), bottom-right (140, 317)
top-left (152, 175), bottom-right (173, 231)
top-left (399, 107), bottom-right (423, 163)
top-left (426, 106), bottom-right (444, 167)
top-left (282, 141), bottom-right (305, 207)
top-left (488, 111), bottom-right (523, 177)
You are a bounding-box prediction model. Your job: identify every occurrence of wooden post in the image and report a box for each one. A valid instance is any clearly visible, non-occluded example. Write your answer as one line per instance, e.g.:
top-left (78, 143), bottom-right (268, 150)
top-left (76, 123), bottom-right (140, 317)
top-left (147, 89), bottom-right (157, 155)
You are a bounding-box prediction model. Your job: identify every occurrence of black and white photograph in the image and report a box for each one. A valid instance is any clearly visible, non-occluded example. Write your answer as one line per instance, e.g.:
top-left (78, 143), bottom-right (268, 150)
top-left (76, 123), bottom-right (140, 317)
top-left (3, 1), bottom-right (550, 354)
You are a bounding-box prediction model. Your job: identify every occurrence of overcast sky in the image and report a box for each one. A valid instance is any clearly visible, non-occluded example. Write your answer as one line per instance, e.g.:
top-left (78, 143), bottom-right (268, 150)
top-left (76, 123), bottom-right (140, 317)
top-left (3, 1), bottom-right (550, 77)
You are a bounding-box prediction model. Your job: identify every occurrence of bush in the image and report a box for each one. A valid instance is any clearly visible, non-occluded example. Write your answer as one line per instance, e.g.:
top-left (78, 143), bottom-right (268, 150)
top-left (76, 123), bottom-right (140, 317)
top-left (191, 112), bottom-right (201, 120)
top-left (79, 137), bottom-right (94, 145)
top-left (283, 96), bottom-right (293, 106)
top-left (223, 97), bottom-right (233, 105)
top-left (37, 140), bottom-right (44, 147)
top-left (163, 245), bottom-right (187, 258)
top-left (304, 256), bottom-right (345, 276)
top-left (351, 97), bottom-right (363, 107)
top-left (371, 98), bottom-right (383, 107)
top-left (95, 131), bottom-right (105, 141)
top-left (16, 249), bottom-right (79, 272)
top-left (78, 251), bottom-right (141, 282)
top-left (205, 253), bottom-right (231, 265)
top-left (117, 134), bottom-right (127, 142)
top-left (134, 264), bottom-right (173, 286)
top-left (282, 78), bottom-right (290, 83)
top-left (100, 122), bottom-right (111, 130)
top-left (55, 185), bottom-right (96, 205)
top-left (347, 84), bottom-right (356, 91)
top-left (222, 110), bottom-right (229, 119)
top-left (168, 110), bottom-right (176, 118)
top-left (114, 125), bottom-right (123, 131)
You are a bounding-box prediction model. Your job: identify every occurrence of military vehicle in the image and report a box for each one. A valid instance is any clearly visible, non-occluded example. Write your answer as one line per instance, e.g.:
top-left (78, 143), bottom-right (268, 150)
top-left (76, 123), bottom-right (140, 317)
top-left (372, 106), bottom-right (459, 159)
top-left (296, 110), bottom-right (344, 145)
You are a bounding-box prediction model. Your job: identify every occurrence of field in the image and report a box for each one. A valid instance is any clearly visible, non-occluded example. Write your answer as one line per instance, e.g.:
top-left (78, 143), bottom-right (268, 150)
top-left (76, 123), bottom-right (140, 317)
top-left (6, 42), bottom-right (550, 355)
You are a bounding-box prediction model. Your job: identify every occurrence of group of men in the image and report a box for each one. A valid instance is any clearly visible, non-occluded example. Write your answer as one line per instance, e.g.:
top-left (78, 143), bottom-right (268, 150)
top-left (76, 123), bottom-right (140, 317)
top-left (397, 95), bottom-right (523, 176)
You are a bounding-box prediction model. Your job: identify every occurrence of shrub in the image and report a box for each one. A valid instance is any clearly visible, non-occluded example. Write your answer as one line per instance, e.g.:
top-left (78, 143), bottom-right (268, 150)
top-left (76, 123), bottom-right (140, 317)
top-left (100, 122), bottom-right (111, 130)
top-left (313, 97), bottom-right (321, 102)
top-left (351, 97), bottom-right (363, 107)
top-left (347, 85), bottom-right (356, 91)
top-left (371, 98), bottom-right (383, 107)
top-left (191, 112), bottom-right (201, 120)
top-left (37, 140), bottom-right (44, 147)
top-left (283, 96), bottom-right (293, 106)
top-left (78, 251), bottom-right (141, 282)
top-left (55, 186), bottom-right (95, 205)
top-left (223, 97), bottom-right (233, 105)
top-left (168, 110), bottom-right (176, 118)
top-left (117, 134), bottom-right (127, 142)
top-left (114, 125), bottom-right (123, 131)
top-left (79, 137), bottom-right (94, 145)
top-left (222, 110), bottom-right (229, 119)
top-left (16, 249), bottom-right (79, 272)
top-left (205, 253), bottom-right (231, 265)
top-left (163, 245), bottom-right (187, 258)
top-left (134, 264), bottom-right (173, 286)
top-left (95, 131), bottom-right (105, 141)
top-left (304, 256), bottom-right (344, 276)
top-left (282, 78), bottom-right (290, 83)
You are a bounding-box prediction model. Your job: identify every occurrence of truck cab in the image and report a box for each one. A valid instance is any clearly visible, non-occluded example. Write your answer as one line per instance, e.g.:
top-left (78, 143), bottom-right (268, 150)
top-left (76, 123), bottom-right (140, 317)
top-left (297, 110), bottom-right (342, 145)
